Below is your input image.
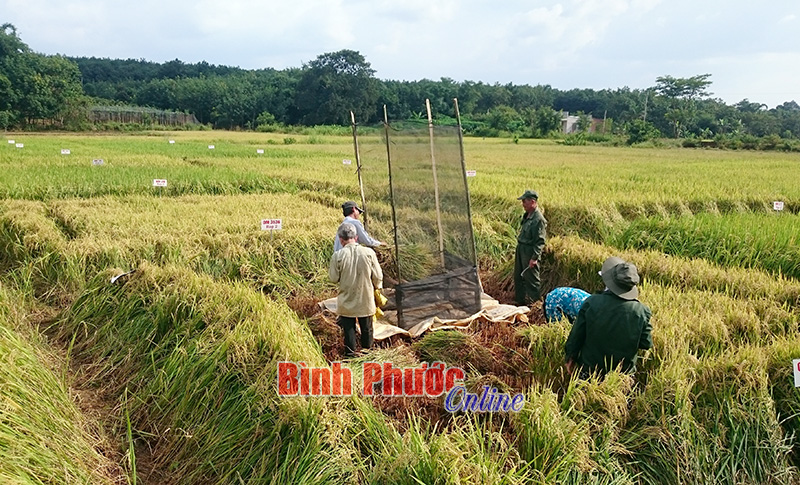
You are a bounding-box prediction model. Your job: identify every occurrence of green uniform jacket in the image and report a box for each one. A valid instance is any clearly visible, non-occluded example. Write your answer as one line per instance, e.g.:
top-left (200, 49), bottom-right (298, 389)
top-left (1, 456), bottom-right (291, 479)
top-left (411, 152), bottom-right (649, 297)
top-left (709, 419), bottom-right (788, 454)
top-left (564, 290), bottom-right (652, 375)
top-left (514, 208), bottom-right (547, 304)
top-left (516, 209), bottom-right (547, 262)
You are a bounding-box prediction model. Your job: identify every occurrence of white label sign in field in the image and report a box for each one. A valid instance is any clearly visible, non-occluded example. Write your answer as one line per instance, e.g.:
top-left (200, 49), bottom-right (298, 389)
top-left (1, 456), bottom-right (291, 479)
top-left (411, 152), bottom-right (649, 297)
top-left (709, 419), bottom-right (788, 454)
top-left (261, 219), bottom-right (283, 231)
top-left (257, 149), bottom-right (264, 154)
top-left (152, 179), bottom-right (168, 187)
top-left (61, 149), bottom-right (71, 155)
top-left (466, 170), bottom-right (477, 177)
top-left (794, 359), bottom-right (800, 387)
top-left (169, 140), bottom-right (175, 144)
top-left (208, 145), bottom-right (215, 150)
top-left (774, 201), bottom-right (785, 211)
top-left (15, 143), bottom-right (23, 148)
top-left (7, 140), bottom-right (14, 144)
top-left (343, 159), bottom-right (352, 165)
top-left (92, 159), bottom-right (104, 166)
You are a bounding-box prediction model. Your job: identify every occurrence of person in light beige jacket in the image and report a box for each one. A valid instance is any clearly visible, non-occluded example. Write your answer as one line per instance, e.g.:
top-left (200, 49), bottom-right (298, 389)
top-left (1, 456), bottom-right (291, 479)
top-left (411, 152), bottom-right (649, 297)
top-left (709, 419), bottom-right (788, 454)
top-left (329, 222), bottom-right (383, 357)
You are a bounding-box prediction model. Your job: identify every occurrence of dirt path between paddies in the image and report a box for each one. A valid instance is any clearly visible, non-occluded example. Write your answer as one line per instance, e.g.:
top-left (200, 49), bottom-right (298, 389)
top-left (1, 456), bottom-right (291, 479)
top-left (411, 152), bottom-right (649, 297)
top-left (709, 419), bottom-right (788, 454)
top-left (30, 301), bottom-right (163, 484)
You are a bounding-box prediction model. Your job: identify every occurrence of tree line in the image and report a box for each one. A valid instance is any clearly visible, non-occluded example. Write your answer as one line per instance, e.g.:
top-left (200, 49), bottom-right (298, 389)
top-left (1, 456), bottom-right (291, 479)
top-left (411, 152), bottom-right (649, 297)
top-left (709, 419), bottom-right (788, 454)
top-left (2, 23), bottom-right (799, 145)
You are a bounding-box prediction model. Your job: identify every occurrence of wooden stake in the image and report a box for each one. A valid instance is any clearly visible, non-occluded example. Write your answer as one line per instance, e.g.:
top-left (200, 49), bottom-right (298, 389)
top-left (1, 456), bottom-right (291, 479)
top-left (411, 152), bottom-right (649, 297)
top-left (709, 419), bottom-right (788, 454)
top-left (350, 111), bottom-right (368, 230)
top-left (426, 99), bottom-right (446, 269)
top-left (383, 105), bottom-right (402, 284)
top-left (455, 97), bottom-right (483, 305)
top-left (454, 98), bottom-right (478, 266)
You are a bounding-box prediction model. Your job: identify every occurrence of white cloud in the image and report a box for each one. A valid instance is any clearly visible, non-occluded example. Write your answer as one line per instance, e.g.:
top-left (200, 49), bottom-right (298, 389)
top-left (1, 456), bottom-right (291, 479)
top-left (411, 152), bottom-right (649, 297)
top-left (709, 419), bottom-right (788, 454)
top-left (507, 0), bottom-right (661, 72)
top-left (696, 52), bottom-right (800, 107)
top-left (0, 0), bottom-right (798, 105)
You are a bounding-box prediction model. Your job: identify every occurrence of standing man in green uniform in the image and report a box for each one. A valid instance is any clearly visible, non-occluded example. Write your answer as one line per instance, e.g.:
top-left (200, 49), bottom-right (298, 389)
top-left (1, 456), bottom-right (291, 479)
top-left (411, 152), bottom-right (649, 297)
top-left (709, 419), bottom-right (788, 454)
top-left (564, 256), bottom-right (653, 378)
top-left (514, 189), bottom-right (547, 306)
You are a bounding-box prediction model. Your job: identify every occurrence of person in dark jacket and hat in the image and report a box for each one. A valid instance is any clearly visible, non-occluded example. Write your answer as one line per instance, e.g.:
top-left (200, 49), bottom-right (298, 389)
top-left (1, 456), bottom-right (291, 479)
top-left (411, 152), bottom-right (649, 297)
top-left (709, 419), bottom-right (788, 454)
top-left (564, 256), bottom-right (653, 378)
top-left (514, 189), bottom-right (547, 305)
top-left (333, 200), bottom-right (384, 252)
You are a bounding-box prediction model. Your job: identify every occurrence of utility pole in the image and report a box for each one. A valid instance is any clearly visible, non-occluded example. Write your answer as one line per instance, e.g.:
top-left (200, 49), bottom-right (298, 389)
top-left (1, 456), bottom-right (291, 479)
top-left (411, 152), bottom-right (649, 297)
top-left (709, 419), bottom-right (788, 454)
top-left (643, 92), bottom-right (649, 122)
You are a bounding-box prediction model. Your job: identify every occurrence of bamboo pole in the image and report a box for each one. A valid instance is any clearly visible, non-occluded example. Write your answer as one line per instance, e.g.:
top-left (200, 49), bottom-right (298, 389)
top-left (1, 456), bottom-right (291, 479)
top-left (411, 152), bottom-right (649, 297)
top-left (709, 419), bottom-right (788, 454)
top-left (453, 98), bottom-right (478, 266)
top-left (384, 106), bottom-right (405, 326)
top-left (383, 105), bottom-right (402, 284)
top-left (426, 99), bottom-right (446, 269)
top-left (350, 111), bottom-right (368, 230)
top-left (454, 98), bottom-right (483, 304)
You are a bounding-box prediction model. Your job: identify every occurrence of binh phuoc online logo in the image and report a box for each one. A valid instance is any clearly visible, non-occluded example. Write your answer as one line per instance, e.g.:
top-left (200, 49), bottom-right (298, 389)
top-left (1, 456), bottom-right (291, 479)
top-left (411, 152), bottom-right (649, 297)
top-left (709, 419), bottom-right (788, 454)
top-left (278, 361), bottom-right (525, 413)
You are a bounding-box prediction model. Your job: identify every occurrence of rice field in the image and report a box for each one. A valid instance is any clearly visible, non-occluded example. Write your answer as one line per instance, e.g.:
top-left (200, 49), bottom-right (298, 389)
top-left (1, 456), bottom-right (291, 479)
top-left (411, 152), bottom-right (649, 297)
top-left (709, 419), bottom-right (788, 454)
top-left (1, 131), bottom-right (799, 484)
top-left (610, 212), bottom-right (800, 278)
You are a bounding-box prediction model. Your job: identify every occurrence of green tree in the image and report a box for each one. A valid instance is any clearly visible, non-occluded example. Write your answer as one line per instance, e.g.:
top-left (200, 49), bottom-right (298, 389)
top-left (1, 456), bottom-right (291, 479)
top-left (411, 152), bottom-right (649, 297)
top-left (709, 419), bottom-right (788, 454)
top-left (0, 24), bottom-right (84, 127)
top-left (0, 24), bottom-right (27, 126)
top-left (774, 101), bottom-right (800, 138)
top-left (654, 74), bottom-right (713, 138)
top-left (486, 105), bottom-right (524, 133)
top-left (527, 106), bottom-right (561, 138)
top-left (655, 74), bottom-right (712, 101)
top-left (625, 119), bottom-right (660, 144)
top-left (294, 50), bottom-right (380, 125)
top-left (172, 76), bottom-right (225, 125)
top-left (576, 111), bottom-right (592, 133)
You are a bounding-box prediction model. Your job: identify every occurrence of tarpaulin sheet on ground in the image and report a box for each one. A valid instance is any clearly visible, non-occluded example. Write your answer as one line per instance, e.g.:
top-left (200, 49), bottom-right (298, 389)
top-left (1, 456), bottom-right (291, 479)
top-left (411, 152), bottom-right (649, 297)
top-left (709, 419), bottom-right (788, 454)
top-left (319, 292), bottom-right (530, 340)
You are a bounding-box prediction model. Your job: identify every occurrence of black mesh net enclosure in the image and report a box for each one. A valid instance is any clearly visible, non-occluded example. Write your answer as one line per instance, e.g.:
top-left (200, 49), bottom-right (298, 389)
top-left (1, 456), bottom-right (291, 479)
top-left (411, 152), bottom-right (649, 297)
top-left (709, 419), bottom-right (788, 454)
top-left (363, 119), bottom-right (481, 329)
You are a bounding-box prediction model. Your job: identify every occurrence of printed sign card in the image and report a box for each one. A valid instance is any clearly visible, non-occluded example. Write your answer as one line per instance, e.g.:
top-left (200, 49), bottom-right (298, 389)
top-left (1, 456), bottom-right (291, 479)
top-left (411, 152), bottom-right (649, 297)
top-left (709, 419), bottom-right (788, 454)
top-left (261, 219), bottom-right (283, 231)
top-left (794, 359), bottom-right (800, 387)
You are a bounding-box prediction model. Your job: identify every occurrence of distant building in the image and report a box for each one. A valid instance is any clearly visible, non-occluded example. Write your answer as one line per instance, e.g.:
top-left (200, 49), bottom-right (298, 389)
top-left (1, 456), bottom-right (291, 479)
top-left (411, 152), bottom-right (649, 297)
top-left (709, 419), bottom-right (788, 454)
top-left (561, 112), bottom-right (582, 134)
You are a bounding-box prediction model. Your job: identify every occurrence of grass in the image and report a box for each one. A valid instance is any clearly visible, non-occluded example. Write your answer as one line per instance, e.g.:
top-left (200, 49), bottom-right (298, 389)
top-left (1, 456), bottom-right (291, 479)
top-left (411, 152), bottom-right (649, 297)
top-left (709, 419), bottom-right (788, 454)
top-left (0, 283), bottom-right (118, 484)
top-left (545, 235), bottom-right (800, 306)
top-left (0, 192), bottom-right (380, 300)
top-left (611, 212), bottom-right (800, 279)
top-left (51, 263), bottom-right (349, 483)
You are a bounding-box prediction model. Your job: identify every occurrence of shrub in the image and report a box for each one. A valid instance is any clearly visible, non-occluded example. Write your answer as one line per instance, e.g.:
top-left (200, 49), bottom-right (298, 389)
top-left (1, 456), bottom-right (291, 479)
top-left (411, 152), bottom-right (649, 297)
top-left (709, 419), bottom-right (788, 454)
top-left (625, 120), bottom-right (660, 145)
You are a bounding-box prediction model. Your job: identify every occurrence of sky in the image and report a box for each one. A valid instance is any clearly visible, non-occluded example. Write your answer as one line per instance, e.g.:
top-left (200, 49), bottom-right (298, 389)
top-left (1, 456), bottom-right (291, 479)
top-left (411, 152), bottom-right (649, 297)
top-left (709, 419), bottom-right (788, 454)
top-left (2, 0), bottom-right (799, 108)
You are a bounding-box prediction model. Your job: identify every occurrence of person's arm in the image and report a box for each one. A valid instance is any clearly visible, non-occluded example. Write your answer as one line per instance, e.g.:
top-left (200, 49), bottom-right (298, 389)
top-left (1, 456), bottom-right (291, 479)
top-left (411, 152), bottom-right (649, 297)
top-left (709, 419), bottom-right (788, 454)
top-left (328, 252), bottom-right (340, 283)
top-left (530, 216), bottom-right (547, 266)
top-left (564, 300), bottom-right (588, 364)
top-left (638, 308), bottom-right (653, 350)
top-left (353, 220), bottom-right (382, 247)
top-left (370, 251), bottom-right (383, 289)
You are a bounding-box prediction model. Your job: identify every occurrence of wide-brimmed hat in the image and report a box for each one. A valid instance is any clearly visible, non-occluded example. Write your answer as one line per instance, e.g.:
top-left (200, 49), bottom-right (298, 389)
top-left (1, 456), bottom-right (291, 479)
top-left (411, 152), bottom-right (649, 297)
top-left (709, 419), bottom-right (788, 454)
top-left (342, 200), bottom-right (364, 213)
top-left (516, 190), bottom-right (539, 201)
top-left (600, 256), bottom-right (640, 300)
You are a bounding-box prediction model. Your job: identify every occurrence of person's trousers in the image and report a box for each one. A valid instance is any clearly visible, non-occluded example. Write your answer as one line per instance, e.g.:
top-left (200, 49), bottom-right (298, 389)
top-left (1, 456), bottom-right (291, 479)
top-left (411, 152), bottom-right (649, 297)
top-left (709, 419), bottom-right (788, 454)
top-left (338, 315), bottom-right (373, 355)
top-left (514, 246), bottom-right (541, 305)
